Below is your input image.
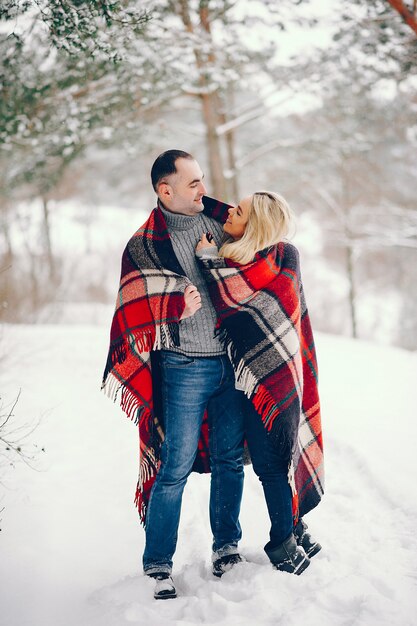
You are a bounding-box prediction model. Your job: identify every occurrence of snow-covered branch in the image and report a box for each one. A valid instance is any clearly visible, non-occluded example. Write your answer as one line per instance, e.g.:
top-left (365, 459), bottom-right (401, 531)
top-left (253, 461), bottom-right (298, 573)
top-left (216, 93), bottom-right (292, 136)
top-left (229, 136), bottom-right (315, 174)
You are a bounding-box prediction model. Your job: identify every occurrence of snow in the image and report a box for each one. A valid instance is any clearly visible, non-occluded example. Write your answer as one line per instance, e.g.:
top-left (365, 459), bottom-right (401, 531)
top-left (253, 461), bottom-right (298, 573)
top-left (1, 324), bottom-right (416, 626)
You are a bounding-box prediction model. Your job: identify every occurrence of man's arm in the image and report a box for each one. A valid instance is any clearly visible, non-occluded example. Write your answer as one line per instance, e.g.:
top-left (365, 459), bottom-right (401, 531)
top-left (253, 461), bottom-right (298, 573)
top-left (180, 284), bottom-right (202, 319)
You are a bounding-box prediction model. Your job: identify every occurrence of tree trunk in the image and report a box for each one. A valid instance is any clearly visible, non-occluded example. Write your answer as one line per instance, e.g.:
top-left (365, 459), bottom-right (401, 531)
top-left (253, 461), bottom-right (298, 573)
top-left (42, 198), bottom-right (55, 281)
top-left (198, 2), bottom-right (227, 198)
top-left (0, 204), bottom-right (13, 264)
top-left (220, 86), bottom-right (239, 200)
top-left (345, 239), bottom-right (357, 339)
top-left (200, 93), bottom-right (227, 198)
top-left (341, 166), bottom-right (358, 339)
top-left (179, 0), bottom-right (227, 198)
top-left (224, 128), bottom-right (239, 200)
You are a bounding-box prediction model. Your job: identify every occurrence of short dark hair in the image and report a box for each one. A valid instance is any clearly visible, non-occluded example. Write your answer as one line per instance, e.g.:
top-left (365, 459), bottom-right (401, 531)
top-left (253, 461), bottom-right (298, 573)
top-left (151, 150), bottom-right (194, 192)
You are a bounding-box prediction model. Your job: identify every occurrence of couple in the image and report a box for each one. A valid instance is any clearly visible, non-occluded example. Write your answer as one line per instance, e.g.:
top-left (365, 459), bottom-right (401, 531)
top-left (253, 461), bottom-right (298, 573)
top-left (102, 150), bottom-right (324, 600)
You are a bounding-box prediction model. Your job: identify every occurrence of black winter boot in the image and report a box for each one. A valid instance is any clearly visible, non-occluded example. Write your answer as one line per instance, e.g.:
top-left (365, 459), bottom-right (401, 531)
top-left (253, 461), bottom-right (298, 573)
top-left (265, 534), bottom-right (310, 575)
top-left (148, 572), bottom-right (177, 600)
top-left (212, 553), bottom-right (244, 578)
top-left (294, 518), bottom-right (322, 558)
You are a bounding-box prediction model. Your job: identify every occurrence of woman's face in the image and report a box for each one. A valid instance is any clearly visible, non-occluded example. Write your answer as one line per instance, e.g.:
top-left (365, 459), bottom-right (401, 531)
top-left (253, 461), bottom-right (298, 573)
top-left (223, 196), bottom-right (251, 240)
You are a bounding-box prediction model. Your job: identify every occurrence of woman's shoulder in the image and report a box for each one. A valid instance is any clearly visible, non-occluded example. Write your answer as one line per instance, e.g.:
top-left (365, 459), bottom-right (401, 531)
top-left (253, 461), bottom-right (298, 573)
top-left (281, 241), bottom-right (299, 255)
top-left (269, 241), bottom-right (299, 257)
top-left (276, 241), bottom-right (300, 268)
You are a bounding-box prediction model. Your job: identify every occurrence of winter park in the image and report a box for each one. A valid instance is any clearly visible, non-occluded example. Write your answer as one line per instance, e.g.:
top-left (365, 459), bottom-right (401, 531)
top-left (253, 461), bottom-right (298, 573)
top-left (1, 1), bottom-right (417, 625)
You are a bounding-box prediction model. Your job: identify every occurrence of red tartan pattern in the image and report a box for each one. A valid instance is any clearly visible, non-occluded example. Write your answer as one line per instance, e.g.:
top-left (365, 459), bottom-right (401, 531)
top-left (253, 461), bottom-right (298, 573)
top-left (198, 242), bottom-right (324, 518)
top-left (102, 196), bottom-right (324, 524)
top-left (102, 200), bottom-right (225, 524)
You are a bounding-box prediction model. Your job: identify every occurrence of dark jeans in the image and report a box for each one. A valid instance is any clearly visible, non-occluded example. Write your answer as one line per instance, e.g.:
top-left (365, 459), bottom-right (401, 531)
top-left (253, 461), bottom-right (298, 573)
top-left (143, 352), bottom-right (245, 575)
top-left (243, 395), bottom-right (293, 548)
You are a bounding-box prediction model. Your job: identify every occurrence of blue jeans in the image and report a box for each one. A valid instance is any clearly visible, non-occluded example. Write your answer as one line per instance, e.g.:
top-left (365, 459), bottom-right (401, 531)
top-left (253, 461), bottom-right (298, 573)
top-left (243, 396), bottom-right (294, 548)
top-left (143, 351), bottom-right (245, 575)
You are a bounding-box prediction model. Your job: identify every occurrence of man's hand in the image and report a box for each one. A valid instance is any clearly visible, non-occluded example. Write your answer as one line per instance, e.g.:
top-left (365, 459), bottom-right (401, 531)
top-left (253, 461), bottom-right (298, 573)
top-left (180, 284), bottom-right (202, 320)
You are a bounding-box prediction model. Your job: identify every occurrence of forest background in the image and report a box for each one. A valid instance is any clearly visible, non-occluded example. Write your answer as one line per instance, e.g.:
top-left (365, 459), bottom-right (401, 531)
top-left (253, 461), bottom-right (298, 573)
top-left (1, 0), bottom-right (416, 349)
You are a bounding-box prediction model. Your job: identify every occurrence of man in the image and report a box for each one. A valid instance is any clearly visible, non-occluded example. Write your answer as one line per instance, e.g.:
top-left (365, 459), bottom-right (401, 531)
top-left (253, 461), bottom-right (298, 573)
top-left (102, 150), bottom-right (245, 600)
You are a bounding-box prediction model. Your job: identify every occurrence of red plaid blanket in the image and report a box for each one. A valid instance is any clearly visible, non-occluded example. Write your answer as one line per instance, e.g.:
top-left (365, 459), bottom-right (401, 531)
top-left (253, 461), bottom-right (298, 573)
top-left (198, 241), bottom-right (324, 518)
top-left (102, 198), bottom-right (227, 523)
top-left (102, 196), bottom-right (324, 523)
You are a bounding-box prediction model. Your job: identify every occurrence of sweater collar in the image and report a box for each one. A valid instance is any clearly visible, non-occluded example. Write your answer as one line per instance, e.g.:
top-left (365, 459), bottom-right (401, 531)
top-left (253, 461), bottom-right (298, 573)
top-left (158, 201), bottom-right (202, 231)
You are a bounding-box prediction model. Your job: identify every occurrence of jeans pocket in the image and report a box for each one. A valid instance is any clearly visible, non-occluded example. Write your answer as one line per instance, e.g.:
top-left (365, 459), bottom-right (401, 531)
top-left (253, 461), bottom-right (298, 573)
top-left (160, 351), bottom-right (195, 368)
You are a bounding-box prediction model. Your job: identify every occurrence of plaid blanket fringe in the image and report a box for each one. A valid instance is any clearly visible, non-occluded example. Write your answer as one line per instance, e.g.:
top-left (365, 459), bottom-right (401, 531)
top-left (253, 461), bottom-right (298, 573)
top-left (218, 327), bottom-right (285, 429)
top-left (102, 196), bottom-right (324, 525)
top-left (216, 326), bottom-right (310, 521)
top-left (199, 241), bottom-right (325, 519)
top-left (102, 321), bottom-right (180, 420)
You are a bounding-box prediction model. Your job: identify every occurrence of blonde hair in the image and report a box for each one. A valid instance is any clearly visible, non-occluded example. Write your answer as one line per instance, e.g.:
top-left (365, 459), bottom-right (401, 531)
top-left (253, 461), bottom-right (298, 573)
top-left (219, 191), bottom-right (295, 265)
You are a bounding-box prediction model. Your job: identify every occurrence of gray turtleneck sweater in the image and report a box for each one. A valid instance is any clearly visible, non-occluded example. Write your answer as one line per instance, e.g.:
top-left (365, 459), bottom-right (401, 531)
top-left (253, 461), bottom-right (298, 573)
top-left (160, 204), bottom-right (226, 356)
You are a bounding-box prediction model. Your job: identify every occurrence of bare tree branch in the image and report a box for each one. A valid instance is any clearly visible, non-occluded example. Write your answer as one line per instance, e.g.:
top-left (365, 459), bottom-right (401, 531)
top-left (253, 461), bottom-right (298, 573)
top-left (0, 392), bottom-right (45, 475)
top-left (0, 390), bottom-right (20, 430)
top-left (386, 0), bottom-right (417, 35)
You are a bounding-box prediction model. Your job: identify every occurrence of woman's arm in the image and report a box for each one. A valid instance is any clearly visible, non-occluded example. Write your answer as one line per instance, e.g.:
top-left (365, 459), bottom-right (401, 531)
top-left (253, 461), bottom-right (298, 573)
top-left (195, 232), bottom-right (225, 265)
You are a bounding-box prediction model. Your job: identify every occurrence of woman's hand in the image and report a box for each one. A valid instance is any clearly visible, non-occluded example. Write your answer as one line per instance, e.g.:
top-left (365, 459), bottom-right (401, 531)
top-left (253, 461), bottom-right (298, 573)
top-left (196, 232), bottom-right (217, 252)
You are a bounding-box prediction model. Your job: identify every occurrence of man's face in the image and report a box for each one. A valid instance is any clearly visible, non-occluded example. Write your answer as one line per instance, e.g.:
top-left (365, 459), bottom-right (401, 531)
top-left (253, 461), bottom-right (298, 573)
top-left (158, 158), bottom-right (207, 215)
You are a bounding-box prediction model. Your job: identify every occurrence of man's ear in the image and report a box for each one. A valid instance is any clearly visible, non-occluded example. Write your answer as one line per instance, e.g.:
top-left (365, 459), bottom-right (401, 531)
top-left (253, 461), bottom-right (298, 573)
top-left (158, 182), bottom-right (172, 201)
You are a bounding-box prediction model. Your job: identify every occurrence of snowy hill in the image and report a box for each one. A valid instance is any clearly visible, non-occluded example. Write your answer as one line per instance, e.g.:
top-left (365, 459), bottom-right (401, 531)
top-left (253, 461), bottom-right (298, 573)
top-left (1, 325), bottom-right (416, 626)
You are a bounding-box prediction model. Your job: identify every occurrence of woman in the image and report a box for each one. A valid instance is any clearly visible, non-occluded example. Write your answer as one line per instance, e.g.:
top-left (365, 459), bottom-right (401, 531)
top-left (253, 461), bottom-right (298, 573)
top-left (195, 191), bottom-right (324, 575)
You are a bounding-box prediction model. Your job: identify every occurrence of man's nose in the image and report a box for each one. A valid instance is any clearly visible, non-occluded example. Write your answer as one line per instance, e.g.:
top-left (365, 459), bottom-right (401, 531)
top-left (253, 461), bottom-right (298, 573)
top-left (199, 181), bottom-right (207, 194)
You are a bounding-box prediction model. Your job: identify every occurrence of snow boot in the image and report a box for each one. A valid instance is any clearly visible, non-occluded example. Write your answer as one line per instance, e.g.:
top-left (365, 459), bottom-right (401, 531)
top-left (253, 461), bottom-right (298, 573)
top-left (265, 534), bottom-right (310, 575)
top-left (149, 572), bottom-right (177, 600)
top-left (212, 553), bottom-right (244, 578)
top-left (294, 518), bottom-right (322, 558)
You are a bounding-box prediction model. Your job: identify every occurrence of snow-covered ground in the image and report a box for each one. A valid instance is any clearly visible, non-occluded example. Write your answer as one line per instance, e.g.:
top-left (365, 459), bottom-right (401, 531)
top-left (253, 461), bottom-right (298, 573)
top-left (1, 323), bottom-right (416, 626)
